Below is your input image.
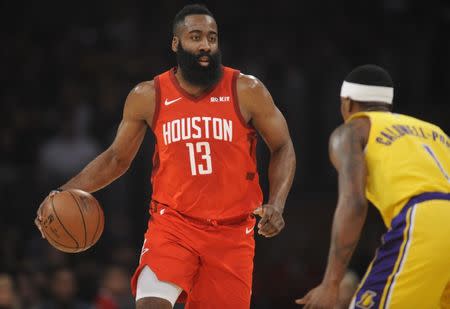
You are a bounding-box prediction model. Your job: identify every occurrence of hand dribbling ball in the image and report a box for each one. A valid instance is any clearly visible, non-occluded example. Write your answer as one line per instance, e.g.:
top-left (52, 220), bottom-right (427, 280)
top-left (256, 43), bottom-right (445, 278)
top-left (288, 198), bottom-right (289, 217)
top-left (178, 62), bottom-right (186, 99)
top-left (39, 189), bottom-right (104, 253)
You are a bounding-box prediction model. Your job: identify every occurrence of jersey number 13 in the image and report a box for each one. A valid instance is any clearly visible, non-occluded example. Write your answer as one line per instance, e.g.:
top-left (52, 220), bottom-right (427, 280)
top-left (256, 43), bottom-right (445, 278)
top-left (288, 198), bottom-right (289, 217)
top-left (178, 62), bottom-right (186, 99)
top-left (186, 142), bottom-right (212, 176)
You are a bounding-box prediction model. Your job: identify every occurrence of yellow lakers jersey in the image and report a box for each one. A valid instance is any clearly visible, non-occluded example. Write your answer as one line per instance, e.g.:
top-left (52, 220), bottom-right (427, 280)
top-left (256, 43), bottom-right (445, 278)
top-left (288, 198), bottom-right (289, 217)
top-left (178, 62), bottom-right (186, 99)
top-left (348, 111), bottom-right (450, 227)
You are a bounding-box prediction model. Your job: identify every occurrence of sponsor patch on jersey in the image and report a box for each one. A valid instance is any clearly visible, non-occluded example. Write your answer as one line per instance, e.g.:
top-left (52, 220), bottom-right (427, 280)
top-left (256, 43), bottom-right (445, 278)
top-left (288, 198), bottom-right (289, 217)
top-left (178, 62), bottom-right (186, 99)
top-left (210, 96), bottom-right (230, 102)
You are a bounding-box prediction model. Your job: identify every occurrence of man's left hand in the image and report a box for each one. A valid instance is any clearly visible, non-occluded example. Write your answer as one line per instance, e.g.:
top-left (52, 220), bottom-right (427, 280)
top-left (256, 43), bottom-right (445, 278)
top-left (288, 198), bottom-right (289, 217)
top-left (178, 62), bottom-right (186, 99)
top-left (295, 282), bottom-right (339, 308)
top-left (253, 204), bottom-right (285, 237)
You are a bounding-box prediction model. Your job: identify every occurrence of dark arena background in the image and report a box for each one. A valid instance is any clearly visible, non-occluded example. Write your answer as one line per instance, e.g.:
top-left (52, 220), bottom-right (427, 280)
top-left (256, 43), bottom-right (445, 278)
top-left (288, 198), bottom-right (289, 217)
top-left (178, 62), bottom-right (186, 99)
top-left (1, 1), bottom-right (449, 308)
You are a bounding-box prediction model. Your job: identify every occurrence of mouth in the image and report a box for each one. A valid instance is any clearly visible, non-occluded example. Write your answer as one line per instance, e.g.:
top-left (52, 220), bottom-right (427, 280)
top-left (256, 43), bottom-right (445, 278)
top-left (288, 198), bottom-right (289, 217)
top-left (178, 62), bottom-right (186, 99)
top-left (197, 55), bottom-right (210, 67)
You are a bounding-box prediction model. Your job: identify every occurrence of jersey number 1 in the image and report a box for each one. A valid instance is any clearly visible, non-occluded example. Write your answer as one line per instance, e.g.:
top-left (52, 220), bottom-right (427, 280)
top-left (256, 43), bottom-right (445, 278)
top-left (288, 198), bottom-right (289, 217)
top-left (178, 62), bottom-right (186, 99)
top-left (186, 142), bottom-right (212, 176)
top-left (422, 144), bottom-right (450, 182)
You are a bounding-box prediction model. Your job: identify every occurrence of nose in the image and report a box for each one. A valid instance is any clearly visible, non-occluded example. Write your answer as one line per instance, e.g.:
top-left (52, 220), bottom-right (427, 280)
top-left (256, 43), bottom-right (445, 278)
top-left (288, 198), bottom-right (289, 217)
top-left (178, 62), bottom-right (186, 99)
top-left (198, 37), bottom-right (211, 53)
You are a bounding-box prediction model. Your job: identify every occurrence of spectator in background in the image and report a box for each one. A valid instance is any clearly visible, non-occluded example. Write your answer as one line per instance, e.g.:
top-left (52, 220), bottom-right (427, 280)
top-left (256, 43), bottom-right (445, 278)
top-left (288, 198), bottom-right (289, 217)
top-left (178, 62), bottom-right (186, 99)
top-left (0, 273), bottom-right (20, 309)
top-left (38, 267), bottom-right (91, 309)
top-left (95, 264), bottom-right (134, 309)
top-left (37, 105), bottom-right (101, 189)
top-left (15, 270), bottom-right (44, 309)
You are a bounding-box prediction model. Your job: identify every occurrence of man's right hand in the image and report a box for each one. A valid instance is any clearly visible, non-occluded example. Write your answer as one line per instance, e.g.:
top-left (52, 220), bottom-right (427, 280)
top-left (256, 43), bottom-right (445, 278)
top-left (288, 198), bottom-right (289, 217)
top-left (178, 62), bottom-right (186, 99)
top-left (34, 190), bottom-right (61, 238)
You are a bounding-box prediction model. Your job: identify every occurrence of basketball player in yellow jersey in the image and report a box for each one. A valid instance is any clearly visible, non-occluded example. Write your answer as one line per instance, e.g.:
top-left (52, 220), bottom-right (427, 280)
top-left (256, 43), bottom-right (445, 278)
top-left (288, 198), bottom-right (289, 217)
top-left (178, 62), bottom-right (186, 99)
top-left (296, 64), bottom-right (450, 309)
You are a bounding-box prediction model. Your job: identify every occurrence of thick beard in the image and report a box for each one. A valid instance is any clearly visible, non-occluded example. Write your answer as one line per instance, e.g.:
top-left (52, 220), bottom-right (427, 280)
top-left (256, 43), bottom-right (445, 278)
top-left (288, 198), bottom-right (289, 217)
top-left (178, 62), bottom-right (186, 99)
top-left (176, 43), bottom-right (222, 88)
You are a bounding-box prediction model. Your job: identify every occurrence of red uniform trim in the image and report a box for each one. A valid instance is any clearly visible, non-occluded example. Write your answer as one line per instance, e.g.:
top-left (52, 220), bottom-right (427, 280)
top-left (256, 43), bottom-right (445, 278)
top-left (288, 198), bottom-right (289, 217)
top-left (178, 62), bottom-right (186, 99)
top-left (151, 199), bottom-right (253, 226)
top-left (151, 76), bottom-right (161, 129)
top-left (231, 70), bottom-right (251, 128)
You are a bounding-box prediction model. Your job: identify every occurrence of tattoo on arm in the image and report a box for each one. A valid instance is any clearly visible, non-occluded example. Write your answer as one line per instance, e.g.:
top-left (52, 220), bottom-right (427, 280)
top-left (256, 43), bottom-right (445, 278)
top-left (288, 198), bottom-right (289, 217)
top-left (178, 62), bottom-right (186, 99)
top-left (323, 118), bottom-right (369, 285)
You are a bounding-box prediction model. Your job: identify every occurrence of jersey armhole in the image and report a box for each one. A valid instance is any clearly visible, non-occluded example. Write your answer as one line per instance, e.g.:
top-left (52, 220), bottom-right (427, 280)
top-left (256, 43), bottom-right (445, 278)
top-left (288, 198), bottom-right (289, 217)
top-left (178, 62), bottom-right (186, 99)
top-left (363, 116), bottom-right (372, 154)
top-left (151, 76), bottom-right (161, 130)
top-left (232, 70), bottom-right (252, 129)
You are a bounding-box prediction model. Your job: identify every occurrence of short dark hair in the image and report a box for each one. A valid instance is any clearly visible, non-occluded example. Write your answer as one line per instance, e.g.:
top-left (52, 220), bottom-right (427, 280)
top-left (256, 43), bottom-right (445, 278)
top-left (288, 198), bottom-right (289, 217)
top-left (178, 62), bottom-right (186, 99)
top-left (344, 64), bottom-right (394, 111)
top-left (172, 4), bottom-right (215, 35)
top-left (353, 100), bottom-right (393, 111)
top-left (344, 64), bottom-right (393, 88)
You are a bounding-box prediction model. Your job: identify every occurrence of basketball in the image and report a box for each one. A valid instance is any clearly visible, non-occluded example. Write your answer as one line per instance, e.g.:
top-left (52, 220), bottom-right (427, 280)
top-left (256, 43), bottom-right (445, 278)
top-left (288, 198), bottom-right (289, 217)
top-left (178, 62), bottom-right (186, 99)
top-left (40, 189), bottom-right (104, 253)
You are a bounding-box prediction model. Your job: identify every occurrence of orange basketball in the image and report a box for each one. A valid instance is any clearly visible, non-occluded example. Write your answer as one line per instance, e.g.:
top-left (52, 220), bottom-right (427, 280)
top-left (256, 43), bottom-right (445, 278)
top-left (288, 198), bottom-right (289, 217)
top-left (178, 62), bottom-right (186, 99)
top-left (40, 189), bottom-right (104, 253)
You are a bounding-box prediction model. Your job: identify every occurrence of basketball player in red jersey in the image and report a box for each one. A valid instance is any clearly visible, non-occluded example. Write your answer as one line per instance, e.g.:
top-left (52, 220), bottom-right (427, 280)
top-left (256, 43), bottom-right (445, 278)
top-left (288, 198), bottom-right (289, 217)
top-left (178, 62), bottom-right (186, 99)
top-left (35, 4), bottom-right (296, 308)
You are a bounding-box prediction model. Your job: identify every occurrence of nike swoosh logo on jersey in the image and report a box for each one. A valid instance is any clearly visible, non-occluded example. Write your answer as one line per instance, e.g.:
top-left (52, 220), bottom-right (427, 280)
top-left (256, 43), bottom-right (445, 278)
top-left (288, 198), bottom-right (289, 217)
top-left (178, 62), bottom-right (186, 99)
top-left (164, 97), bottom-right (182, 105)
top-left (140, 247), bottom-right (149, 257)
top-left (245, 226), bottom-right (254, 234)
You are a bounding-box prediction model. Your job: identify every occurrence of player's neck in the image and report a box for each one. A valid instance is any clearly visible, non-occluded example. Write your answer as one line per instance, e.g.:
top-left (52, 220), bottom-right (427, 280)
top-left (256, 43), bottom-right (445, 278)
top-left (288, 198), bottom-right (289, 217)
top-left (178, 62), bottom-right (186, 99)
top-left (174, 67), bottom-right (214, 98)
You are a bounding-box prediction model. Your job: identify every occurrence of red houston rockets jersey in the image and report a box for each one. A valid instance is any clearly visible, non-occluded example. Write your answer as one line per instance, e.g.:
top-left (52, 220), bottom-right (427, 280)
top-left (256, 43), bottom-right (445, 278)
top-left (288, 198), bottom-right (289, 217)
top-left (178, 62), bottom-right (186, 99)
top-left (150, 66), bottom-right (263, 220)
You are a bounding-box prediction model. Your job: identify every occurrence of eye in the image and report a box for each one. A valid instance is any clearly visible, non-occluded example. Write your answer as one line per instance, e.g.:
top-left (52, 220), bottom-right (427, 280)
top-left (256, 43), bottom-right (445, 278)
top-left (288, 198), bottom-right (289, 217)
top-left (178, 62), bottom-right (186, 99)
top-left (191, 34), bottom-right (200, 41)
top-left (208, 36), bottom-right (217, 43)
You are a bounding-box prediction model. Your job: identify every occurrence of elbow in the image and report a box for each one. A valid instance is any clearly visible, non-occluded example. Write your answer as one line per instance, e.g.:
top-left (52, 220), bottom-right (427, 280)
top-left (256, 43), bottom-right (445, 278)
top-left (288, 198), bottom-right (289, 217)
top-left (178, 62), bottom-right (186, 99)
top-left (279, 140), bottom-right (296, 165)
top-left (273, 139), bottom-right (295, 157)
top-left (106, 148), bottom-right (131, 174)
top-left (350, 197), bottom-right (369, 216)
top-left (338, 193), bottom-right (368, 217)
top-left (114, 156), bottom-right (131, 172)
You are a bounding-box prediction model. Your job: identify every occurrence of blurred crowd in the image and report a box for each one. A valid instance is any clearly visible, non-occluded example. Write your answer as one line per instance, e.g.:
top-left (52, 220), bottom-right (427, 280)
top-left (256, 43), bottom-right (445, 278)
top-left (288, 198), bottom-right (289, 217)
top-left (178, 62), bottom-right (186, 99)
top-left (1, 0), bottom-right (450, 308)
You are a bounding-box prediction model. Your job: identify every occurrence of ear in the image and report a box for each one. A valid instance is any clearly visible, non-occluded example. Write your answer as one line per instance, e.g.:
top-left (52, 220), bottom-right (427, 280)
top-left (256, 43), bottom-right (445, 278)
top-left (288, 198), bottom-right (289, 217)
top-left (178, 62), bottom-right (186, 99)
top-left (348, 99), bottom-right (355, 112)
top-left (340, 97), bottom-right (349, 112)
top-left (340, 97), bottom-right (351, 121)
top-left (172, 36), bottom-right (179, 52)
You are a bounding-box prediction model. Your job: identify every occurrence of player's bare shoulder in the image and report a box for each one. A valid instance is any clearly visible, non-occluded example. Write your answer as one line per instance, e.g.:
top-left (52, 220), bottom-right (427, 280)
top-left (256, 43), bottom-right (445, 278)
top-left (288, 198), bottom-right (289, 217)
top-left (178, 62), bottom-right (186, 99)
top-left (331, 117), bottom-right (370, 144)
top-left (132, 80), bottom-right (155, 95)
top-left (329, 117), bottom-right (371, 162)
top-left (235, 73), bottom-right (274, 121)
top-left (124, 80), bottom-right (156, 126)
top-left (236, 73), bottom-right (267, 97)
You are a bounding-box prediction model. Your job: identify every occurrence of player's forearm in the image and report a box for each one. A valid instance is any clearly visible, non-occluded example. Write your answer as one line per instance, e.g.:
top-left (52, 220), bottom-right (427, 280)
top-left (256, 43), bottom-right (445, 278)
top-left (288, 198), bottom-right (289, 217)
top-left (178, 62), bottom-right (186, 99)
top-left (59, 148), bottom-right (130, 193)
top-left (267, 141), bottom-right (296, 210)
top-left (322, 197), bottom-right (368, 286)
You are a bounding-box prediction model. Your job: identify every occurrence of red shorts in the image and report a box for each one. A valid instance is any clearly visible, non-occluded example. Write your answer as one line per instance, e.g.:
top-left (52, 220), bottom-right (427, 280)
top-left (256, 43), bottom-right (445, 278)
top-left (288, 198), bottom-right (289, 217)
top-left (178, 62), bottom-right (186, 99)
top-left (131, 201), bottom-right (256, 309)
